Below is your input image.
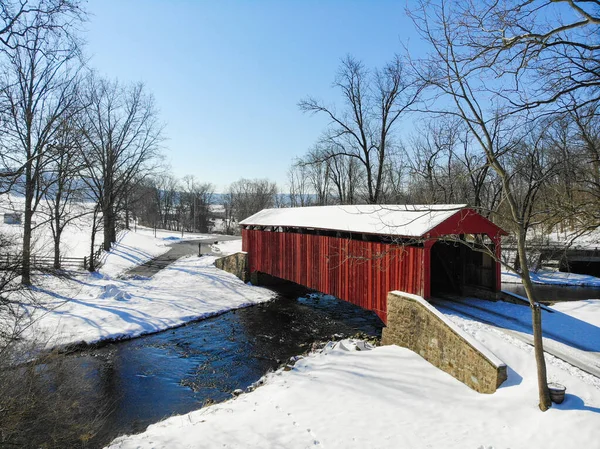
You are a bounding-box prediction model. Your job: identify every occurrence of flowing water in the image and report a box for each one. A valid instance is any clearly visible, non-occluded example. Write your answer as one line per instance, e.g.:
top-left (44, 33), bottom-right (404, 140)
top-left (39, 285), bottom-right (383, 448)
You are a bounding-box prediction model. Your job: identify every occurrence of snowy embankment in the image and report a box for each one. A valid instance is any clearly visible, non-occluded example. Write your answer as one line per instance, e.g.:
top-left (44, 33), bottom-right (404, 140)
top-left (107, 326), bottom-right (600, 449)
top-left (98, 229), bottom-right (171, 277)
top-left (552, 300), bottom-right (600, 328)
top-left (20, 230), bottom-right (269, 349)
top-left (502, 269), bottom-right (600, 288)
top-left (134, 225), bottom-right (226, 244)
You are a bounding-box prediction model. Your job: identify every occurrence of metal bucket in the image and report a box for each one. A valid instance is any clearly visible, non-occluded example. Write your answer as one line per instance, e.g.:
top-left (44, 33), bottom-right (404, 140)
top-left (548, 383), bottom-right (566, 404)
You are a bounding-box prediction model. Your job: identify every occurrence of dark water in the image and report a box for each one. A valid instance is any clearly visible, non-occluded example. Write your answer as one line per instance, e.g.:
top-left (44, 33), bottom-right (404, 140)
top-left (54, 286), bottom-right (383, 448)
top-left (502, 283), bottom-right (600, 303)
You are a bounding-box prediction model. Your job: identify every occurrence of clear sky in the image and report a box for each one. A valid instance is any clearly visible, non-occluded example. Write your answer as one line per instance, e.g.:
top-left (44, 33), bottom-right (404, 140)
top-left (84, 1), bottom-right (421, 192)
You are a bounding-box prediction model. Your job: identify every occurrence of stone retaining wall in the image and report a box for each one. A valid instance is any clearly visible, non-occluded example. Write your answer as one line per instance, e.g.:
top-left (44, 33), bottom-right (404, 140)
top-left (381, 291), bottom-right (507, 393)
top-left (214, 252), bottom-right (249, 282)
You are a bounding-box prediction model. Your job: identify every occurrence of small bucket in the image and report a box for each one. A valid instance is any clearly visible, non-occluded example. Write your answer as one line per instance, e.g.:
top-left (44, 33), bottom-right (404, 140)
top-left (548, 383), bottom-right (566, 404)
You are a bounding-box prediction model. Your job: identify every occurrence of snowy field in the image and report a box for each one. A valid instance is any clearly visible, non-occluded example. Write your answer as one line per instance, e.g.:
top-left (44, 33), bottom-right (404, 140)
top-left (0, 194), bottom-right (101, 259)
top-left (0, 194), bottom-right (233, 260)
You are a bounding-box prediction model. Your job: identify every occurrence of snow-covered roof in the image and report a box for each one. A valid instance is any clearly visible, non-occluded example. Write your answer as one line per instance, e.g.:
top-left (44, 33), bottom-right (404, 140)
top-left (239, 204), bottom-right (468, 238)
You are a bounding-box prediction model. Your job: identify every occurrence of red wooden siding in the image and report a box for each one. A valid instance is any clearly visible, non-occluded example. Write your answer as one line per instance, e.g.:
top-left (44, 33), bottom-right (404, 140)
top-left (242, 229), bottom-right (424, 323)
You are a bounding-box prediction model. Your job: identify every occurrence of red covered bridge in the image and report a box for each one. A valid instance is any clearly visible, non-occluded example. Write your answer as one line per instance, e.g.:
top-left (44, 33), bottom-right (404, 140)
top-left (240, 205), bottom-right (506, 324)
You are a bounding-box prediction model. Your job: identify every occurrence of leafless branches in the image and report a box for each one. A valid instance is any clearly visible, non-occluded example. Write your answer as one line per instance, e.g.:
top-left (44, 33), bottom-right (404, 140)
top-left (78, 75), bottom-right (164, 251)
top-left (299, 55), bottom-right (422, 204)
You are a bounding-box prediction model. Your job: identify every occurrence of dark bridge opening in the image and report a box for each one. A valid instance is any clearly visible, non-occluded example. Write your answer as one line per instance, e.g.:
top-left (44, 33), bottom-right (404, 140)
top-left (430, 238), bottom-right (496, 297)
top-left (562, 260), bottom-right (600, 278)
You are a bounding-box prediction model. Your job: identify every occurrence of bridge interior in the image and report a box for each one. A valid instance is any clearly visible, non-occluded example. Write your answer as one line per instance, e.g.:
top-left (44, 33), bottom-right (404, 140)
top-left (430, 238), bottom-right (496, 297)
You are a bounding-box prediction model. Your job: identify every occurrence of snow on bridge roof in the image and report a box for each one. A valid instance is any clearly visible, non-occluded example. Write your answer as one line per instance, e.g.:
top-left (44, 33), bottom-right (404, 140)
top-left (239, 204), bottom-right (472, 238)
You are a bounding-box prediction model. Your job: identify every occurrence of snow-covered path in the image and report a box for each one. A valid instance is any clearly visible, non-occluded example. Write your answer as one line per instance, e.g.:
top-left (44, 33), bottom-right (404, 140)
top-left (433, 297), bottom-right (600, 378)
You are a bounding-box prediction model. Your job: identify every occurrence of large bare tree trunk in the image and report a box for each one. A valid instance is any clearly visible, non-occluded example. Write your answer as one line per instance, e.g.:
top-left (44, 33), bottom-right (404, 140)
top-left (102, 206), bottom-right (113, 251)
top-left (53, 232), bottom-right (62, 270)
top-left (516, 231), bottom-right (551, 410)
top-left (89, 226), bottom-right (96, 272)
top-left (21, 177), bottom-right (33, 286)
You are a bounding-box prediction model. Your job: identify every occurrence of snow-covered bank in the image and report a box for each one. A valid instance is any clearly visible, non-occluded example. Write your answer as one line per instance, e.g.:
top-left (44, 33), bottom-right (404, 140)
top-left (210, 239), bottom-right (242, 255)
top-left (98, 229), bottom-right (171, 277)
top-left (14, 229), bottom-right (264, 349)
top-left (552, 300), bottom-right (600, 328)
top-left (106, 332), bottom-right (600, 449)
top-left (25, 255), bottom-right (273, 348)
top-left (502, 269), bottom-right (600, 287)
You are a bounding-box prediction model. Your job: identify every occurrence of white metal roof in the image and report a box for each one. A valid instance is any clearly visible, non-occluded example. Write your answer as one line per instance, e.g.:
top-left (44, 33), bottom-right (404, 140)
top-left (239, 204), bottom-right (467, 238)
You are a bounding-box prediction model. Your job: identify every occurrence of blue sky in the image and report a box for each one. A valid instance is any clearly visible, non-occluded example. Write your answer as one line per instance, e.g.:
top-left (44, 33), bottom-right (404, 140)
top-left (85, 1), bottom-right (422, 191)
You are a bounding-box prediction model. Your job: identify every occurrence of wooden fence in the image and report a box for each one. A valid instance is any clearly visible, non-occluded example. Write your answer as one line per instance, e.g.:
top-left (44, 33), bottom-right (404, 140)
top-left (0, 246), bottom-right (104, 272)
top-left (83, 246), bottom-right (103, 271)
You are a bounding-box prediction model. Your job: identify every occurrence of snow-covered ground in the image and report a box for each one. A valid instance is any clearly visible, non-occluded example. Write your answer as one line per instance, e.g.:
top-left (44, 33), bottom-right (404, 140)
top-left (0, 194), bottom-right (101, 259)
top-left (107, 322), bottom-right (600, 449)
top-left (547, 227), bottom-right (600, 249)
top-left (552, 300), bottom-right (600, 328)
top-left (436, 296), bottom-right (600, 378)
top-left (209, 239), bottom-right (242, 255)
top-left (12, 228), bottom-right (264, 349)
top-left (104, 285), bottom-right (600, 449)
top-left (1, 191), bottom-right (254, 349)
top-left (502, 269), bottom-right (600, 287)
top-left (0, 193), bottom-right (235, 260)
top-left (134, 225), bottom-right (227, 243)
top-left (98, 229), bottom-right (171, 278)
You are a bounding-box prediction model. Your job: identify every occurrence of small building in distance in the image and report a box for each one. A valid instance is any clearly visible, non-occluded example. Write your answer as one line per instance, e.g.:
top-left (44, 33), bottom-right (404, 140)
top-left (240, 204), bottom-right (507, 323)
top-left (3, 212), bottom-right (22, 225)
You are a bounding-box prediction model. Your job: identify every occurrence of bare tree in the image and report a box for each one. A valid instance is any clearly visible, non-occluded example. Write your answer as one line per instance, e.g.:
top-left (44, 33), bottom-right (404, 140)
top-left (0, 0), bottom-right (83, 51)
top-left (152, 173), bottom-right (178, 230)
top-left (296, 145), bottom-right (332, 205)
top-left (0, 10), bottom-right (82, 285)
top-left (222, 191), bottom-right (236, 235)
top-left (299, 55), bottom-right (421, 204)
top-left (408, 0), bottom-right (564, 410)
top-left (41, 117), bottom-right (87, 269)
top-left (406, 117), bottom-right (500, 211)
top-left (287, 162), bottom-right (313, 207)
top-left (562, 102), bottom-right (600, 230)
top-left (450, 0), bottom-right (600, 111)
top-left (227, 178), bottom-right (277, 225)
top-left (78, 75), bottom-right (164, 250)
top-left (181, 175), bottom-right (214, 233)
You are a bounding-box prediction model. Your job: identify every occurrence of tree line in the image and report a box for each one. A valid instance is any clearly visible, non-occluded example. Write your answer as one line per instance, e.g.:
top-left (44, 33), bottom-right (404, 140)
top-left (0, 1), bottom-right (283, 283)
